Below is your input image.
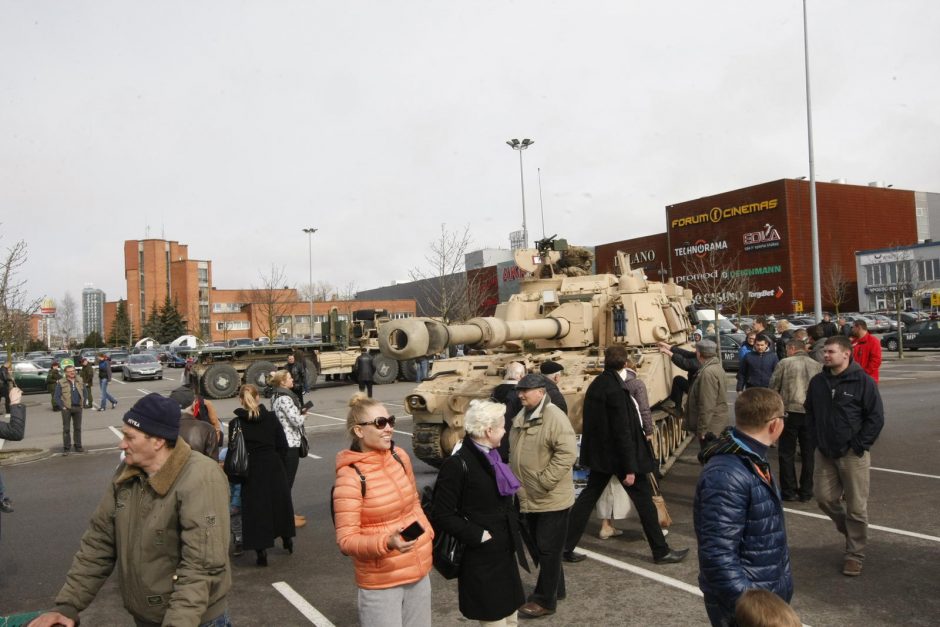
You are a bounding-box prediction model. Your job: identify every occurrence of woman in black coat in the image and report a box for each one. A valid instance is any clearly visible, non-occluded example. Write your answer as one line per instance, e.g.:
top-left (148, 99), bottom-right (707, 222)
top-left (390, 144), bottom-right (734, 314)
top-left (431, 399), bottom-right (529, 624)
top-left (231, 384), bottom-right (295, 566)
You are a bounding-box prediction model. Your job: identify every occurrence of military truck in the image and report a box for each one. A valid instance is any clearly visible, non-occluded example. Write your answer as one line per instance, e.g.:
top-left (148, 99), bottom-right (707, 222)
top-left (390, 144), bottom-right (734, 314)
top-left (377, 236), bottom-right (698, 469)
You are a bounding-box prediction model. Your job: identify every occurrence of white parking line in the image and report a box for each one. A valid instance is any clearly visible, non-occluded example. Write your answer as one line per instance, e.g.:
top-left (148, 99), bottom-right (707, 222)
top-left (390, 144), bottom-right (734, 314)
top-left (136, 388), bottom-right (150, 395)
top-left (0, 438), bottom-right (5, 450)
top-left (784, 508), bottom-right (940, 543)
top-left (872, 466), bottom-right (940, 480)
top-left (272, 581), bottom-right (335, 626)
top-left (577, 548), bottom-right (813, 626)
top-left (108, 425), bottom-right (123, 440)
top-left (113, 379), bottom-right (126, 385)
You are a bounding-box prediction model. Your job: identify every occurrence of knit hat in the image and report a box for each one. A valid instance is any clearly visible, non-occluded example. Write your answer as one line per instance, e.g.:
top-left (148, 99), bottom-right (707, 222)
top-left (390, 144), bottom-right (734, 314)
top-left (123, 393), bottom-right (181, 441)
top-left (516, 373), bottom-right (549, 390)
top-left (539, 361), bottom-right (564, 375)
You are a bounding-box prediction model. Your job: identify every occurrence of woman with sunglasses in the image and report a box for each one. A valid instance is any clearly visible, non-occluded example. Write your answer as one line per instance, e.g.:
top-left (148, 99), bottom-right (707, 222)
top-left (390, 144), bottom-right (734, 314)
top-left (269, 369), bottom-right (308, 529)
top-left (333, 394), bottom-right (433, 627)
top-left (431, 399), bottom-right (528, 626)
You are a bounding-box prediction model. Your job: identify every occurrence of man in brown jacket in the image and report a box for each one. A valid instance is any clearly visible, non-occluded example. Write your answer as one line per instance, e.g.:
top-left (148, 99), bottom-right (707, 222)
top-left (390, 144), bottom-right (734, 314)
top-left (686, 340), bottom-right (730, 448)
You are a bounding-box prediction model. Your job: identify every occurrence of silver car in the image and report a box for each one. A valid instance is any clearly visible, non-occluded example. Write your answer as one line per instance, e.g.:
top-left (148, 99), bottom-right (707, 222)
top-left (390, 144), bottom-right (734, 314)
top-left (121, 354), bottom-right (163, 381)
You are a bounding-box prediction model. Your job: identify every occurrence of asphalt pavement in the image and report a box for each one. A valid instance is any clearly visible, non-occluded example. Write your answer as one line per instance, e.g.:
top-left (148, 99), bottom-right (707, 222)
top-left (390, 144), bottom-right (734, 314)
top-left (1, 355), bottom-right (938, 626)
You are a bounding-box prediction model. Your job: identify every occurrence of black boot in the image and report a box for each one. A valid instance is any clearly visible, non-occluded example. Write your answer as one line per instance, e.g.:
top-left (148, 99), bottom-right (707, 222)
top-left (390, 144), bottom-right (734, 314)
top-left (256, 550), bottom-right (267, 567)
top-left (283, 537), bottom-right (293, 554)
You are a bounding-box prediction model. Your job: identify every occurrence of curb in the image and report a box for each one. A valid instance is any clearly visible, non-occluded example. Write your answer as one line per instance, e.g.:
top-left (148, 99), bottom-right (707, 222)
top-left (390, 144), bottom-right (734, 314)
top-left (0, 448), bottom-right (55, 466)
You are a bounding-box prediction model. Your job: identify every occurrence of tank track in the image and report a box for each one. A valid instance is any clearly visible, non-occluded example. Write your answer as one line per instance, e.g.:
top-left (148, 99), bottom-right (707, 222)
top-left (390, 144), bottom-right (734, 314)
top-left (412, 423), bottom-right (444, 468)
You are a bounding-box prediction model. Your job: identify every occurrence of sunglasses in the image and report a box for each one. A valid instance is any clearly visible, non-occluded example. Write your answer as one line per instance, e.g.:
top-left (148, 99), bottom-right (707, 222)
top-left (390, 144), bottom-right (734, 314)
top-left (358, 415), bottom-right (396, 429)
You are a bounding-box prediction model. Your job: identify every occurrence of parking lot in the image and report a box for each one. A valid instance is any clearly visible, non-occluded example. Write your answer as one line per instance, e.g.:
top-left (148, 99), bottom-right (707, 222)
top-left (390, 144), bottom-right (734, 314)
top-left (2, 356), bottom-right (939, 625)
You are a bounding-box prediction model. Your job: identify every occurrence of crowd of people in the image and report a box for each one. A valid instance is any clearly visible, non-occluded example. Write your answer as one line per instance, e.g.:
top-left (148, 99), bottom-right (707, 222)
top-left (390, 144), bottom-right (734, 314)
top-left (5, 313), bottom-right (888, 626)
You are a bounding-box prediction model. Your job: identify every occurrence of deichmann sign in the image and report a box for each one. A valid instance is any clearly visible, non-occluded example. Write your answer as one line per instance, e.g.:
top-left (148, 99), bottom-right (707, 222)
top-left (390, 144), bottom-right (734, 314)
top-left (674, 264), bottom-right (781, 284)
top-left (743, 224), bottom-right (782, 251)
top-left (673, 239), bottom-right (728, 258)
top-left (671, 198), bottom-right (779, 229)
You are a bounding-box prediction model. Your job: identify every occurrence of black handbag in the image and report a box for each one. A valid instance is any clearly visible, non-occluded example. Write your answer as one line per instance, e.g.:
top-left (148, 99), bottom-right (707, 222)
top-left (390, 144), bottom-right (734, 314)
top-left (299, 431), bottom-right (310, 458)
top-left (427, 456), bottom-right (468, 580)
top-left (223, 418), bottom-right (249, 481)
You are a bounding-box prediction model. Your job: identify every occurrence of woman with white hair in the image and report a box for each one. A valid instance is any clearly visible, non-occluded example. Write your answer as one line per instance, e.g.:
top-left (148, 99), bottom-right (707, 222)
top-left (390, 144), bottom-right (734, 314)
top-left (431, 399), bottom-right (529, 626)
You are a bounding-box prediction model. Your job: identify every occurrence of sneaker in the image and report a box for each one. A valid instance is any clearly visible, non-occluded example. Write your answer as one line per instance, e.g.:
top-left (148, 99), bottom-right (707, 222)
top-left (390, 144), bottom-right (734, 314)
top-left (0, 498), bottom-right (13, 513)
top-left (842, 558), bottom-right (863, 577)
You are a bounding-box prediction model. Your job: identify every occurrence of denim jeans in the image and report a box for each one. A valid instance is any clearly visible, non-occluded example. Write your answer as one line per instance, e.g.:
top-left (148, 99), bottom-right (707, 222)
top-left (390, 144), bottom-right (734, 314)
top-left (134, 610), bottom-right (231, 627)
top-left (99, 379), bottom-right (117, 410)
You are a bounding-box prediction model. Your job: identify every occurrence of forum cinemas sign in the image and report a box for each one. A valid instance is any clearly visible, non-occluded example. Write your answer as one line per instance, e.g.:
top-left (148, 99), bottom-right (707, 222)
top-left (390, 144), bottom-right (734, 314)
top-left (671, 198), bottom-right (779, 229)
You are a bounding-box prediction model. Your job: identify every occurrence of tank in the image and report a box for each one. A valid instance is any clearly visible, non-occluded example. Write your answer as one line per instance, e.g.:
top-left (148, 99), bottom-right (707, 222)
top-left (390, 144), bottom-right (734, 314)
top-left (378, 236), bottom-right (698, 470)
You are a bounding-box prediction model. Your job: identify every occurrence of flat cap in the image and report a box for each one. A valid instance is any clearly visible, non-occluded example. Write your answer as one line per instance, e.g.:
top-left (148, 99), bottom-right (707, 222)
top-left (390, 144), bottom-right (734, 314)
top-left (516, 373), bottom-right (549, 390)
top-left (696, 339), bottom-right (718, 357)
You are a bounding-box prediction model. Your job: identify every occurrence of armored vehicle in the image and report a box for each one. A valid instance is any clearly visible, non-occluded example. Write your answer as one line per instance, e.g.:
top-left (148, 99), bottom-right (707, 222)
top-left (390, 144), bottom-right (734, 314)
top-left (377, 236), bottom-right (698, 469)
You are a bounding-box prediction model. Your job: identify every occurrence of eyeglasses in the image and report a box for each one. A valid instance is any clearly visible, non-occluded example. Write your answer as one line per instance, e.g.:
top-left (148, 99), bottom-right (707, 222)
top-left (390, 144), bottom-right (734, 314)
top-left (358, 416), bottom-right (396, 429)
top-left (765, 412), bottom-right (789, 423)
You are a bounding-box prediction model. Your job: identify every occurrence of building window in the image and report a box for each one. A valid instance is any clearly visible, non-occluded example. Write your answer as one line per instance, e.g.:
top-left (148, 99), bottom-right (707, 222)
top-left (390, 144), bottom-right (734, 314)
top-left (212, 303), bottom-right (243, 313)
top-left (390, 312), bottom-right (413, 319)
top-left (215, 320), bottom-right (250, 331)
top-left (275, 316), bottom-right (292, 324)
top-left (294, 315), bottom-right (311, 324)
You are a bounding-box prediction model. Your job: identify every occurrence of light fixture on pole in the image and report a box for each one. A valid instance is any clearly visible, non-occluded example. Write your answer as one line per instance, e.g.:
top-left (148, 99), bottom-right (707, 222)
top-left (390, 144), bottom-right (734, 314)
top-left (802, 0), bottom-right (822, 322)
top-left (506, 138), bottom-right (534, 247)
top-left (303, 227), bottom-right (318, 340)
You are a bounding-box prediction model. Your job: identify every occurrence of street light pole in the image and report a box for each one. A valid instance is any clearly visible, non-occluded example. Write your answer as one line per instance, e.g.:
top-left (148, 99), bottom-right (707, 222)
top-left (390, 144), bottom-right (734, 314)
top-left (803, 0), bottom-right (822, 322)
top-left (303, 227), bottom-right (318, 340)
top-left (506, 138), bottom-right (534, 247)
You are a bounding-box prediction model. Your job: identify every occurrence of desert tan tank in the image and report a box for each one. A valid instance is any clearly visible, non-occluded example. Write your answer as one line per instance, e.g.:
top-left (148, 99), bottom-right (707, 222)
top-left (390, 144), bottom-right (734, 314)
top-left (377, 236), bottom-right (698, 471)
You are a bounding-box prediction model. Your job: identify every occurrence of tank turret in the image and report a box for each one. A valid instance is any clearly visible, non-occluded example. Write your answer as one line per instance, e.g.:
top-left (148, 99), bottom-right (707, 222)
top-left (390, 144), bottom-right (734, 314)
top-left (379, 236), bottom-right (698, 469)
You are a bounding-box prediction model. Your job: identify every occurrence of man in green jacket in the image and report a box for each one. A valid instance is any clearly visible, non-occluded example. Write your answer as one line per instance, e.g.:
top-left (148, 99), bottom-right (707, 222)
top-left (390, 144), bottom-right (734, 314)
top-left (686, 340), bottom-right (730, 448)
top-left (30, 393), bottom-right (232, 627)
top-left (79, 357), bottom-right (95, 409)
top-left (509, 374), bottom-right (577, 619)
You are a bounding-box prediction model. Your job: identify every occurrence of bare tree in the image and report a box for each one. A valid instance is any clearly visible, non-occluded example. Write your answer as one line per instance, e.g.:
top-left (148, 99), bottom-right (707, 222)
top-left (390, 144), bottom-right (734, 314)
top-left (299, 280), bottom-right (339, 303)
top-left (242, 265), bottom-right (297, 341)
top-left (410, 224), bottom-right (474, 323)
top-left (338, 281), bottom-right (359, 301)
top-left (822, 262), bottom-right (851, 315)
top-left (56, 292), bottom-right (80, 348)
top-left (0, 237), bottom-right (42, 353)
top-left (677, 245), bottom-right (744, 365)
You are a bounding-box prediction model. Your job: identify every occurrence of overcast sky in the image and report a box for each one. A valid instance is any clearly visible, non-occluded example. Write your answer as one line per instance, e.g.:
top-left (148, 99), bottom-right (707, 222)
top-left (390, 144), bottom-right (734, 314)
top-left (3, 1), bottom-right (938, 310)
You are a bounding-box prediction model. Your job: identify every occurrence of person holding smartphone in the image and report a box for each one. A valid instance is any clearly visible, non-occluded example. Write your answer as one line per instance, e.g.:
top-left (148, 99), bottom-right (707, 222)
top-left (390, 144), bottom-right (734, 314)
top-left (333, 394), bottom-right (433, 627)
top-left (431, 399), bottom-right (528, 626)
top-left (269, 370), bottom-right (308, 529)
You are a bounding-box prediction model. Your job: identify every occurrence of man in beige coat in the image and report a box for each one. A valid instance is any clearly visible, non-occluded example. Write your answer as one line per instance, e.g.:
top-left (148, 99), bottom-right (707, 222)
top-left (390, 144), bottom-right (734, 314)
top-left (509, 374), bottom-right (577, 619)
top-left (770, 338), bottom-right (823, 501)
top-left (686, 340), bottom-right (730, 448)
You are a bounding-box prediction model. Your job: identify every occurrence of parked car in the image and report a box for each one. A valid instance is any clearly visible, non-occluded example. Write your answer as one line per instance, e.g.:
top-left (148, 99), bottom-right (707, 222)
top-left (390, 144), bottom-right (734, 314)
top-left (33, 356), bottom-right (54, 370)
top-left (25, 351), bottom-right (48, 360)
top-left (122, 354), bottom-right (164, 381)
top-left (867, 313), bottom-right (896, 333)
top-left (162, 350), bottom-right (187, 368)
top-left (881, 320), bottom-right (940, 351)
top-left (704, 332), bottom-right (746, 371)
top-left (9, 361), bottom-right (49, 393)
top-left (109, 350), bottom-right (130, 372)
top-left (79, 348), bottom-right (100, 363)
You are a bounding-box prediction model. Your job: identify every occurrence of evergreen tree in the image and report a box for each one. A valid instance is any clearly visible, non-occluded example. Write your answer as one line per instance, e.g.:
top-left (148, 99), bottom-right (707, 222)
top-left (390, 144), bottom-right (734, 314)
top-left (158, 295), bottom-right (187, 343)
top-left (82, 331), bottom-right (104, 348)
top-left (142, 302), bottom-right (161, 340)
top-left (108, 299), bottom-right (131, 347)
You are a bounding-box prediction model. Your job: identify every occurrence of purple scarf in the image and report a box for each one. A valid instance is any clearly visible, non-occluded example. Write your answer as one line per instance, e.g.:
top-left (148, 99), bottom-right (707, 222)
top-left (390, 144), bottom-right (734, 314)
top-left (475, 443), bottom-right (520, 497)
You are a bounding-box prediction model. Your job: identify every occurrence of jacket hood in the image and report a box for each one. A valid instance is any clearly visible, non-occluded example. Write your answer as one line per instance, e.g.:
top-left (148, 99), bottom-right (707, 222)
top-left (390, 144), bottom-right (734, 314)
top-left (698, 428), bottom-right (771, 481)
top-left (825, 361), bottom-right (865, 379)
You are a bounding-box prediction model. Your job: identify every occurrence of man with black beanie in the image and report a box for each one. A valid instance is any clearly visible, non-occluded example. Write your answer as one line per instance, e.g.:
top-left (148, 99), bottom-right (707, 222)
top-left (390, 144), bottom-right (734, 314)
top-left (32, 393), bottom-right (232, 627)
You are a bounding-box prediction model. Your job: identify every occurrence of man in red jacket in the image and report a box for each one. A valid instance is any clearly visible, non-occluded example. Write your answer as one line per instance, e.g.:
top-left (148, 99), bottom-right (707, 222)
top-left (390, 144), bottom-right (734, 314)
top-left (851, 320), bottom-right (882, 383)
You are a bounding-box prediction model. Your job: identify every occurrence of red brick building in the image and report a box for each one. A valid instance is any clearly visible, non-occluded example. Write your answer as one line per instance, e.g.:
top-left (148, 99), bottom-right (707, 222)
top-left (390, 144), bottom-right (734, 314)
top-left (664, 179), bottom-right (918, 314)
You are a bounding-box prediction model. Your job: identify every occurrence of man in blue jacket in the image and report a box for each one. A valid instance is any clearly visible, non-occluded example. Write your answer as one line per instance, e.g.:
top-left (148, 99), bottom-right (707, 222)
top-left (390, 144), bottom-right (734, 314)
top-left (694, 388), bottom-right (793, 626)
top-left (804, 335), bottom-right (884, 577)
top-left (736, 334), bottom-right (779, 392)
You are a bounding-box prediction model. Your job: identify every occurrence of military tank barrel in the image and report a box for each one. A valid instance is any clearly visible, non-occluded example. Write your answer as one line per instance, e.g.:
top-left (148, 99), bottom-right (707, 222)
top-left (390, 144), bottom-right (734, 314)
top-left (378, 316), bottom-right (570, 360)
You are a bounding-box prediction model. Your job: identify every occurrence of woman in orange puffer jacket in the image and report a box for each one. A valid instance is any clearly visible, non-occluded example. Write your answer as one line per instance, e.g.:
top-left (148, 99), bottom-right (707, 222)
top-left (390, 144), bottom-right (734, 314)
top-left (333, 394), bottom-right (434, 626)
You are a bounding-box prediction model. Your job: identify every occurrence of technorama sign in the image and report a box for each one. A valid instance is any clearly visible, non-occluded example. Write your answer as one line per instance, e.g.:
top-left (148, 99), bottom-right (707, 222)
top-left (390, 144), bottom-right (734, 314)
top-left (671, 198), bottom-right (779, 229)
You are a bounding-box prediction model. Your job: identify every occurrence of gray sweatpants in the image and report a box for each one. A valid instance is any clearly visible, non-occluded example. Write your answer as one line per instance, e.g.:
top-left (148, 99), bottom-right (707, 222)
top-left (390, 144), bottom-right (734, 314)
top-left (357, 574), bottom-right (431, 627)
